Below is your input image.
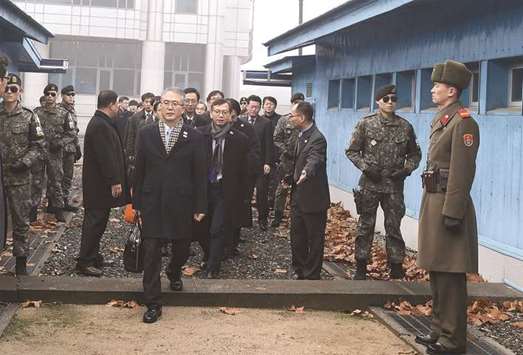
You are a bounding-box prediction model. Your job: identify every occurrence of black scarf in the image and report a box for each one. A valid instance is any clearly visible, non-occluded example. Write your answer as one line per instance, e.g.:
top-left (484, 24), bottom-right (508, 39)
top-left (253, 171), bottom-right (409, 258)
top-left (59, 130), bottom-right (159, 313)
top-left (209, 122), bottom-right (232, 182)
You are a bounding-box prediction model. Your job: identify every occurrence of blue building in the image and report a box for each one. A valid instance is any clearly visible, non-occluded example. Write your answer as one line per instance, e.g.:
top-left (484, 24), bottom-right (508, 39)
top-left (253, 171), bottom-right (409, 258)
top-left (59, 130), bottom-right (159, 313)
top-left (0, 0), bottom-right (66, 80)
top-left (265, 0), bottom-right (523, 289)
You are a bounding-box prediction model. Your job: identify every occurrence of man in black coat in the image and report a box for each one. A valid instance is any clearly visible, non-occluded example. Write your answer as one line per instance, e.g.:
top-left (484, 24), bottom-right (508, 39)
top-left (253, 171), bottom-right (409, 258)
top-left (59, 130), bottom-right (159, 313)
top-left (241, 95), bottom-right (273, 230)
top-left (133, 87), bottom-right (207, 323)
top-left (197, 98), bottom-right (249, 278)
top-left (77, 90), bottom-right (130, 276)
top-left (182, 88), bottom-right (210, 128)
top-left (289, 101), bottom-right (330, 280)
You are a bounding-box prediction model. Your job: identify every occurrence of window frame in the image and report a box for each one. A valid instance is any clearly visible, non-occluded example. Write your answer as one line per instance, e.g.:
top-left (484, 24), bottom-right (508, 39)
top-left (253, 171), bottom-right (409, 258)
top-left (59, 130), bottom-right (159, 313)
top-left (508, 64), bottom-right (523, 107)
top-left (175, 0), bottom-right (199, 14)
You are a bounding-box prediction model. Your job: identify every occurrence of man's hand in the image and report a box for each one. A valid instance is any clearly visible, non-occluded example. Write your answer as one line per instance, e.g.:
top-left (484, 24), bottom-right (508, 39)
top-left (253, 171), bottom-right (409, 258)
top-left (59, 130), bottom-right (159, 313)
top-left (263, 164), bottom-right (271, 175)
top-left (390, 168), bottom-right (409, 181)
top-left (297, 170), bottom-right (307, 185)
top-left (193, 213), bottom-right (205, 222)
top-left (363, 167), bottom-right (381, 183)
top-left (443, 216), bottom-right (461, 233)
top-left (9, 161), bottom-right (28, 173)
top-left (74, 145), bottom-right (82, 161)
top-left (111, 184), bottom-right (122, 198)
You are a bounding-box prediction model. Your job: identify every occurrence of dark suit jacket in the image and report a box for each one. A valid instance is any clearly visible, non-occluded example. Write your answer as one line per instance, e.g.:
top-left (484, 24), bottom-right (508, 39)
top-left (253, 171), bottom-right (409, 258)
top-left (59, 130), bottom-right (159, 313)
top-left (242, 115), bottom-right (273, 166)
top-left (133, 122), bottom-right (207, 240)
top-left (125, 110), bottom-right (155, 163)
top-left (82, 110), bottom-right (129, 209)
top-left (292, 124), bottom-right (330, 213)
top-left (197, 124), bottom-right (249, 229)
top-left (233, 119), bottom-right (262, 177)
top-left (182, 112), bottom-right (211, 128)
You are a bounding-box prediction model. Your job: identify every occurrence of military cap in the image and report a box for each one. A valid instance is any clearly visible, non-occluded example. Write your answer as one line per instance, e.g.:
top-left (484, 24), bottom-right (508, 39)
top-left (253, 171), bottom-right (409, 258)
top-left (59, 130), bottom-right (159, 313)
top-left (375, 84), bottom-right (396, 101)
top-left (6, 73), bottom-right (22, 86)
top-left (44, 83), bottom-right (58, 94)
top-left (61, 85), bottom-right (75, 95)
top-left (240, 97), bottom-right (248, 104)
top-left (291, 92), bottom-right (305, 104)
top-left (0, 56), bottom-right (7, 78)
top-left (431, 60), bottom-right (472, 90)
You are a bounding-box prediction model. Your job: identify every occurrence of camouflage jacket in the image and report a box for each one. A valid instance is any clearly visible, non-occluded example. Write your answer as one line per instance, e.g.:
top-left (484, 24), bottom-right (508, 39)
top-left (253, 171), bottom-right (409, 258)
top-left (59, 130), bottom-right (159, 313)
top-left (273, 114), bottom-right (299, 177)
top-left (0, 102), bottom-right (45, 186)
top-left (59, 103), bottom-right (79, 153)
top-left (346, 112), bottom-right (421, 193)
top-left (34, 104), bottom-right (66, 150)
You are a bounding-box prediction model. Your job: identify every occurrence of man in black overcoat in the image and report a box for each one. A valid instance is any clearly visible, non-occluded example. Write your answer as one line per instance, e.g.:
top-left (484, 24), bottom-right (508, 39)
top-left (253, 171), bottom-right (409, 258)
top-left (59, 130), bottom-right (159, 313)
top-left (133, 87), bottom-right (207, 323)
top-left (77, 90), bottom-right (130, 276)
top-left (289, 101), bottom-right (330, 280)
top-left (196, 98), bottom-right (249, 278)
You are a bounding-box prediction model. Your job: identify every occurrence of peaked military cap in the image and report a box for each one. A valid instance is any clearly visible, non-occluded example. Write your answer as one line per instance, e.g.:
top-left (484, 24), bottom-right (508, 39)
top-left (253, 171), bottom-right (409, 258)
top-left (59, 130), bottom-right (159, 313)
top-left (375, 84), bottom-right (396, 101)
top-left (61, 85), bottom-right (75, 95)
top-left (44, 83), bottom-right (58, 94)
top-left (431, 60), bottom-right (472, 90)
top-left (291, 92), bottom-right (305, 104)
top-left (0, 56), bottom-right (7, 78)
top-left (6, 73), bottom-right (22, 86)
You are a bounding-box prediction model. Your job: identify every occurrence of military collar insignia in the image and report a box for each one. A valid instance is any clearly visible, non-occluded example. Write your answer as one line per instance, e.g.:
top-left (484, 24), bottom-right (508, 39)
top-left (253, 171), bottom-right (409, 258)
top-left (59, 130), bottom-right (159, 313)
top-left (440, 114), bottom-right (450, 126)
top-left (458, 108), bottom-right (471, 119)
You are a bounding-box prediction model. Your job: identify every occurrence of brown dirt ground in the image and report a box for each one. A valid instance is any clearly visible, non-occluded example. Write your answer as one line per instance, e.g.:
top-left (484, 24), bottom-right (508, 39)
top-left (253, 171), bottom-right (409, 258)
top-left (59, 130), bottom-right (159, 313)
top-left (0, 304), bottom-right (415, 355)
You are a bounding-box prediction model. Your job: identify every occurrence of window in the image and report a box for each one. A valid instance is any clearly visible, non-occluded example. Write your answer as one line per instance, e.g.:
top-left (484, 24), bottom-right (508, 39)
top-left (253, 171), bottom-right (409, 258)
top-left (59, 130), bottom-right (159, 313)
top-left (420, 68), bottom-right (436, 111)
top-left (175, 0), bottom-right (198, 14)
top-left (356, 76), bottom-right (372, 111)
top-left (164, 43), bottom-right (205, 93)
top-left (328, 79), bottom-right (341, 109)
top-left (510, 67), bottom-right (523, 105)
top-left (341, 79), bottom-right (355, 109)
top-left (306, 82), bottom-right (313, 98)
top-left (396, 71), bottom-right (415, 111)
top-left (31, 0), bottom-right (135, 8)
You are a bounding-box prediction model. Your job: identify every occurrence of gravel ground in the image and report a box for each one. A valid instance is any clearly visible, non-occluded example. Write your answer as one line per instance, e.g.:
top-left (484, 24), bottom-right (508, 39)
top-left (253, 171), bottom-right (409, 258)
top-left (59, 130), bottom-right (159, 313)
top-left (477, 313), bottom-right (523, 355)
top-left (40, 208), bottom-right (332, 280)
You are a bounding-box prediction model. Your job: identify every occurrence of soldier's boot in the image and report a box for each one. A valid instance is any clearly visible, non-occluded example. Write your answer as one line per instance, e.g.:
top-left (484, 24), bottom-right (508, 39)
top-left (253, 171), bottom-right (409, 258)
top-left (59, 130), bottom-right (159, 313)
top-left (15, 257), bottom-right (27, 276)
top-left (354, 260), bottom-right (367, 280)
top-left (271, 211), bottom-right (283, 227)
top-left (55, 209), bottom-right (66, 222)
top-left (63, 199), bottom-right (79, 212)
top-left (390, 263), bottom-right (405, 279)
top-left (29, 207), bottom-right (38, 223)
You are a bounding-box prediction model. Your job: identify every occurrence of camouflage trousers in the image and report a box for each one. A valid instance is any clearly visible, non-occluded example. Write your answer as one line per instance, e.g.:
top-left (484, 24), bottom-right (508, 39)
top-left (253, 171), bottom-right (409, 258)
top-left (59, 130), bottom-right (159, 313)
top-left (31, 158), bottom-right (46, 209)
top-left (5, 183), bottom-right (31, 256)
top-left (46, 149), bottom-right (65, 209)
top-left (355, 189), bottom-right (406, 264)
top-left (273, 179), bottom-right (291, 213)
top-left (62, 151), bottom-right (75, 202)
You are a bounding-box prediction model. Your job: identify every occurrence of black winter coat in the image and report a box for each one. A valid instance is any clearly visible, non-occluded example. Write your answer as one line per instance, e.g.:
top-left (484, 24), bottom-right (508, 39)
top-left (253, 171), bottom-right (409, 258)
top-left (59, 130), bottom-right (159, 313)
top-left (82, 110), bottom-right (129, 209)
top-left (133, 122), bottom-right (207, 240)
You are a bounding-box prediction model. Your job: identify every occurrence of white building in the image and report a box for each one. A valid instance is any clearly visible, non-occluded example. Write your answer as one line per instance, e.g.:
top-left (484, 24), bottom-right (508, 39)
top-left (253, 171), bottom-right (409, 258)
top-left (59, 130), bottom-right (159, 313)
top-left (14, 0), bottom-right (254, 118)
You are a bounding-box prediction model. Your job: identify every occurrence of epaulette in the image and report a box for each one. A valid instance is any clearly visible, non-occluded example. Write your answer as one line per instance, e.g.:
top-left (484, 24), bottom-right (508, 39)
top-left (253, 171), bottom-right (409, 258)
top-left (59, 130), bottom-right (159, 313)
top-left (458, 108), bottom-right (471, 119)
top-left (363, 113), bottom-right (377, 119)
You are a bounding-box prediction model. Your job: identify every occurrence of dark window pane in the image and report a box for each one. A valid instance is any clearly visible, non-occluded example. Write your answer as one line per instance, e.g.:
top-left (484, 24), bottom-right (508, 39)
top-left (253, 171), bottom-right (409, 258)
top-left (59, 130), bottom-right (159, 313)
top-left (472, 72), bottom-right (480, 103)
top-left (306, 82), bottom-right (313, 98)
top-left (99, 70), bottom-right (111, 91)
top-left (188, 73), bottom-right (204, 92)
top-left (76, 68), bottom-right (97, 94)
top-left (341, 79), bottom-right (354, 109)
top-left (175, 74), bottom-right (186, 88)
top-left (511, 68), bottom-right (523, 102)
top-left (113, 69), bottom-right (134, 96)
top-left (328, 80), bottom-right (340, 109)
top-left (176, 0), bottom-right (198, 14)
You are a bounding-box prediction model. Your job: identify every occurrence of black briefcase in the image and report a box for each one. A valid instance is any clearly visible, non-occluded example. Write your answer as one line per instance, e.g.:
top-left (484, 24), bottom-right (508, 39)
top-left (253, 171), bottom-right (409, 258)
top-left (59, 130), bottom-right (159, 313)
top-left (123, 220), bottom-right (143, 273)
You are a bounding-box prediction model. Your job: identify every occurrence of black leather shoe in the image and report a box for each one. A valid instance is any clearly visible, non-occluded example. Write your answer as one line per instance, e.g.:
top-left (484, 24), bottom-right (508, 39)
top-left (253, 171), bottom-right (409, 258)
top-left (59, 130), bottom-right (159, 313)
top-left (415, 334), bottom-right (438, 347)
top-left (76, 265), bottom-right (103, 277)
top-left (63, 203), bottom-right (79, 212)
top-left (170, 279), bottom-right (183, 291)
top-left (15, 257), bottom-right (27, 276)
top-left (427, 342), bottom-right (465, 354)
top-left (143, 305), bottom-right (162, 324)
top-left (200, 269), bottom-right (219, 279)
top-left (390, 263), bottom-right (405, 279)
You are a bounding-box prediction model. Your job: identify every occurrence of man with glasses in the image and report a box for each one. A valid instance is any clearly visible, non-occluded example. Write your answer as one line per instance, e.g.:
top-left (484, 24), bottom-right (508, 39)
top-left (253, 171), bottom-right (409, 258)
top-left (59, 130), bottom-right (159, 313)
top-left (34, 83), bottom-right (67, 222)
top-left (346, 84), bottom-right (421, 280)
top-left (0, 74), bottom-right (45, 275)
top-left (59, 85), bottom-right (81, 212)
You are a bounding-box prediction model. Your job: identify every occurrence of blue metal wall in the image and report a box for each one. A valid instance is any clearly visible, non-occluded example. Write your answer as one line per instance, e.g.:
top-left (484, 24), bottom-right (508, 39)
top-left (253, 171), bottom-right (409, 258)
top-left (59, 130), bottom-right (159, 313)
top-left (303, 0), bottom-right (523, 260)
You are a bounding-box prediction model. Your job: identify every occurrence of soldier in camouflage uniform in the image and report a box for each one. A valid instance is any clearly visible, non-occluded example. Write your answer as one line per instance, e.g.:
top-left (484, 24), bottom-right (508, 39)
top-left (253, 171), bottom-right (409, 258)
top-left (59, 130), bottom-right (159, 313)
top-left (0, 74), bottom-right (45, 275)
top-left (59, 85), bottom-right (81, 211)
top-left (35, 83), bottom-right (66, 222)
top-left (29, 95), bottom-right (48, 222)
top-left (346, 85), bottom-right (421, 280)
top-left (270, 92), bottom-right (304, 227)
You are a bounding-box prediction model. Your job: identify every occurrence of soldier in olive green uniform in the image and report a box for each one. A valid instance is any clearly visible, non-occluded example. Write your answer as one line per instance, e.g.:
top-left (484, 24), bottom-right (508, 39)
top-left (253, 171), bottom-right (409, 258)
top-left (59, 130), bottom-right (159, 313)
top-left (346, 85), bottom-right (421, 280)
top-left (415, 60), bottom-right (479, 355)
top-left (29, 95), bottom-right (47, 222)
top-left (0, 74), bottom-right (45, 275)
top-left (270, 92), bottom-right (304, 227)
top-left (59, 85), bottom-right (81, 211)
top-left (35, 83), bottom-right (66, 222)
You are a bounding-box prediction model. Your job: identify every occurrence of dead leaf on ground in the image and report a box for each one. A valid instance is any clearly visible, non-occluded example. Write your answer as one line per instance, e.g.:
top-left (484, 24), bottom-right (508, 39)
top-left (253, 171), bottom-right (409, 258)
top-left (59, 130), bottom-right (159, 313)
top-left (511, 321), bottom-right (523, 329)
top-left (274, 268), bottom-right (287, 274)
top-left (182, 266), bottom-right (200, 277)
top-left (288, 305), bottom-right (305, 313)
top-left (219, 307), bottom-right (240, 315)
top-left (106, 299), bottom-right (139, 309)
top-left (21, 300), bottom-right (42, 308)
top-left (109, 218), bottom-right (120, 223)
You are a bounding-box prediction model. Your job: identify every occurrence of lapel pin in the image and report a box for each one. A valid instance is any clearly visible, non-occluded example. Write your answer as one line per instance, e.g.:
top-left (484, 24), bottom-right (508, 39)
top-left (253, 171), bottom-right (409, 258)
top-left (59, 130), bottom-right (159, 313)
top-left (371, 139), bottom-right (377, 146)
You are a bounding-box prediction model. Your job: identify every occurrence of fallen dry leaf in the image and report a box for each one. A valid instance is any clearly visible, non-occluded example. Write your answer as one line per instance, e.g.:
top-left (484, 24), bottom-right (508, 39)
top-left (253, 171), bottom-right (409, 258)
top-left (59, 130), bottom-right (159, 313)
top-left (109, 218), bottom-right (120, 223)
top-left (182, 266), bottom-right (200, 277)
top-left (219, 307), bottom-right (240, 315)
top-left (511, 321), bottom-right (523, 329)
top-left (106, 299), bottom-right (139, 309)
top-left (21, 300), bottom-right (42, 308)
top-left (288, 305), bottom-right (305, 313)
top-left (274, 268), bottom-right (287, 274)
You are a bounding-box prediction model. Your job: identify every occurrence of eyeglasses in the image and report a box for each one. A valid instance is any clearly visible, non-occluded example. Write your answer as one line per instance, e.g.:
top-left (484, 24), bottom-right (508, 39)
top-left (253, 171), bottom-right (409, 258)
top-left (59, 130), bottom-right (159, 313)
top-left (161, 100), bottom-right (182, 108)
top-left (184, 98), bottom-right (197, 104)
top-left (45, 92), bottom-right (57, 97)
top-left (382, 95), bottom-right (397, 103)
top-left (6, 86), bottom-right (19, 94)
top-left (212, 109), bottom-right (230, 116)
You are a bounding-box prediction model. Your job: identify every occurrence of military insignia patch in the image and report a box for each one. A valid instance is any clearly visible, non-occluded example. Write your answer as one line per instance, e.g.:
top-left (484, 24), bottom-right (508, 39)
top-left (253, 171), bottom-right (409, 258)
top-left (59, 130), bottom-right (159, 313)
top-left (463, 133), bottom-right (474, 147)
top-left (440, 114), bottom-right (450, 125)
top-left (458, 108), bottom-right (470, 119)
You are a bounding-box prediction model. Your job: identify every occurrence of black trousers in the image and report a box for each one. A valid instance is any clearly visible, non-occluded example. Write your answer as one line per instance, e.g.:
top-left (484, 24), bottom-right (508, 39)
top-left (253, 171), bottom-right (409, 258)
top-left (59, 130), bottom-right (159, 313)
top-left (429, 271), bottom-right (468, 351)
top-left (246, 174), bottom-right (269, 224)
top-left (78, 208), bottom-right (110, 267)
top-left (205, 182), bottom-right (227, 272)
top-left (290, 202), bottom-right (327, 280)
top-left (142, 237), bottom-right (191, 306)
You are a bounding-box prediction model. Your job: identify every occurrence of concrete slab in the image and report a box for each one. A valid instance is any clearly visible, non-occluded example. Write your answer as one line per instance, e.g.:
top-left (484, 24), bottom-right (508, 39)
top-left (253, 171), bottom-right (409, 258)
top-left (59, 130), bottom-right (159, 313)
top-left (0, 276), bottom-right (18, 302)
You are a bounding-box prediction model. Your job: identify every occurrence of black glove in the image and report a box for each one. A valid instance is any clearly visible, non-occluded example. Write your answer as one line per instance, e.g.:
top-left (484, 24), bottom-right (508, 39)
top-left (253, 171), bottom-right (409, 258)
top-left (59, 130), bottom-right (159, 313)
top-left (363, 167), bottom-right (381, 183)
top-left (443, 216), bottom-right (462, 232)
top-left (49, 140), bottom-right (62, 153)
top-left (74, 145), bottom-right (82, 161)
top-left (390, 168), bottom-right (410, 181)
top-left (9, 161), bottom-right (28, 173)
